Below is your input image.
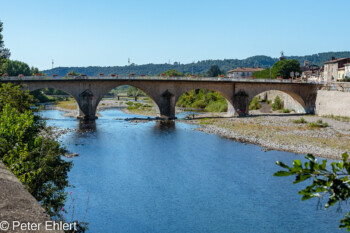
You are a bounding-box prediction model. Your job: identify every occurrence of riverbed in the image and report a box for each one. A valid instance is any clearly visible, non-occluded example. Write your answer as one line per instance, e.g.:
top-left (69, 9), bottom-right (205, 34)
top-left (40, 108), bottom-right (345, 233)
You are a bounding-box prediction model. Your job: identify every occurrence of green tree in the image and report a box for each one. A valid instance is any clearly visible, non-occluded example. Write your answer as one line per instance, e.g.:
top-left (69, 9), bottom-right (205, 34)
top-left (0, 59), bottom-right (31, 76)
top-left (176, 89), bottom-right (228, 112)
top-left (0, 20), bottom-right (10, 59)
top-left (274, 153), bottom-right (350, 231)
top-left (249, 97), bottom-right (261, 110)
top-left (65, 70), bottom-right (81, 77)
top-left (272, 96), bottom-right (284, 111)
top-left (0, 83), bottom-right (72, 218)
top-left (127, 86), bottom-right (145, 100)
top-left (253, 68), bottom-right (277, 79)
top-left (272, 59), bottom-right (301, 79)
top-left (207, 65), bottom-right (224, 77)
top-left (0, 83), bottom-right (34, 113)
top-left (30, 66), bottom-right (41, 76)
top-left (162, 69), bottom-right (184, 77)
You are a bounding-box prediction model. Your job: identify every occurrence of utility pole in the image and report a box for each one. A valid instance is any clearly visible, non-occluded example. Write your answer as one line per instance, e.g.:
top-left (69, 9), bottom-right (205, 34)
top-left (52, 59), bottom-right (54, 69)
top-left (269, 65), bottom-right (271, 80)
top-left (128, 58), bottom-right (130, 77)
top-left (192, 61), bottom-right (194, 76)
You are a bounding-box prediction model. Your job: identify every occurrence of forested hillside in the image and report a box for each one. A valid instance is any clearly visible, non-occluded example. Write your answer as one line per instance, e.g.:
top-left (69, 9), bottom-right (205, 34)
top-left (43, 52), bottom-right (350, 76)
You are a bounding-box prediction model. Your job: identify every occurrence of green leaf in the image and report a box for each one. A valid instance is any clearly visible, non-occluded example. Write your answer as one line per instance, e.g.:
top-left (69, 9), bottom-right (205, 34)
top-left (294, 174), bottom-right (312, 184)
top-left (274, 171), bottom-right (292, 177)
top-left (293, 159), bottom-right (302, 167)
top-left (276, 161), bottom-right (290, 169)
top-left (305, 154), bottom-right (316, 162)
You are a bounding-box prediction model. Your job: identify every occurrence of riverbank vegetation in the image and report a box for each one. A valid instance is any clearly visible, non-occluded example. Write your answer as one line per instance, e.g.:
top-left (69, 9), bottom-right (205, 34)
top-left (0, 84), bottom-right (71, 216)
top-left (272, 96), bottom-right (284, 110)
top-left (176, 89), bottom-right (228, 112)
top-left (125, 99), bottom-right (157, 116)
top-left (249, 97), bottom-right (261, 110)
top-left (55, 98), bottom-right (78, 110)
top-left (0, 83), bottom-right (87, 232)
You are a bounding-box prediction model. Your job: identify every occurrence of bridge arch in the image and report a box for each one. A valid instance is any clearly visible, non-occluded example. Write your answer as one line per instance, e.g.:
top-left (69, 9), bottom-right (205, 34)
top-left (95, 84), bottom-right (161, 117)
top-left (247, 89), bottom-right (307, 114)
top-left (27, 86), bottom-right (80, 115)
top-left (175, 87), bottom-right (235, 116)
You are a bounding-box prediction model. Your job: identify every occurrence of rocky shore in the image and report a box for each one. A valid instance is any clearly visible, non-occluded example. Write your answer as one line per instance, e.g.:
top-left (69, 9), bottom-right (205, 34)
top-left (181, 113), bottom-right (350, 160)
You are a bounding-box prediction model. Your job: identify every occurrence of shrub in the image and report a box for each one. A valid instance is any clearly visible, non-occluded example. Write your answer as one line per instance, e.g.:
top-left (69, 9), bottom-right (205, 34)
top-left (176, 89), bottom-right (228, 112)
top-left (308, 120), bottom-right (328, 129)
top-left (293, 117), bottom-right (307, 124)
top-left (249, 97), bottom-right (261, 110)
top-left (272, 96), bottom-right (284, 111)
top-left (205, 101), bottom-right (227, 112)
top-left (280, 108), bottom-right (291, 113)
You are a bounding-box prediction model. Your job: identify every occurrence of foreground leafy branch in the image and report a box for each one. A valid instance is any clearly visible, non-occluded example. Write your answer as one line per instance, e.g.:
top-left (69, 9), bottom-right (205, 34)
top-left (274, 153), bottom-right (350, 230)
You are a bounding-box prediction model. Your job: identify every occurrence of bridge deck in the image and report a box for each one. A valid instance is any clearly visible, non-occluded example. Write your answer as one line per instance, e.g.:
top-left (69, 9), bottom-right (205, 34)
top-left (0, 76), bottom-right (324, 84)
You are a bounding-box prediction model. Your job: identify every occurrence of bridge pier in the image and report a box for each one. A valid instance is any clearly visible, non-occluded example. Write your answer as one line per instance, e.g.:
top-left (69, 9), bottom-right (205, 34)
top-left (158, 90), bottom-right (176, 119)
top-left (304, 93), bottom-right (317, 114)
top-left (233, 90), bottom-right (249, 116)
top-left (76, 89), bottom-right (98, 120)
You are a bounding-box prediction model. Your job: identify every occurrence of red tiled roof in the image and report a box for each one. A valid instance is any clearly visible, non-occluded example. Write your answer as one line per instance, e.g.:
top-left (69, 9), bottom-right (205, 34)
top-left (324, 57), bottom-right (350, 64)
top-left (227, 67), bottom-right (264, 73)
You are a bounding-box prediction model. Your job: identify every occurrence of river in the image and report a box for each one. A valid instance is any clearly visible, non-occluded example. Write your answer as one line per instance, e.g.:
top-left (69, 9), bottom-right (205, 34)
top-left (39, 108), bottom-right (344, 233)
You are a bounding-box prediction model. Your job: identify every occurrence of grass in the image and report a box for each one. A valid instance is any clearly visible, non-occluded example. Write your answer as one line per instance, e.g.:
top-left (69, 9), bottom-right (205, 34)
top-left (205, 101), bottom-right (227, 112)
top-left (293, 117), bottom-right (307, 124)
top-left (307, 119), bottom-right (328, 129)
top-left (125, 101), bottom-right (156, 116)
top-left (323, 114), bottom-right (350, 122)
top-left (199, 118), bottom-right (213, 125)
top-left (55, 98), bottom-right (77, 110)
top-left (280, 108), bottom-right (291, 113)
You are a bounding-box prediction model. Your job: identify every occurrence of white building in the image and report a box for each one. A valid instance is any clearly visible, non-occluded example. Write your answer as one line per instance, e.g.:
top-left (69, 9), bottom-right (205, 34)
top-left (345, 63), bottom-right (350, 78)
top-left (324, 57), bottom-right (350, 83)
top-left (227, 67), bottom-right (264, 78)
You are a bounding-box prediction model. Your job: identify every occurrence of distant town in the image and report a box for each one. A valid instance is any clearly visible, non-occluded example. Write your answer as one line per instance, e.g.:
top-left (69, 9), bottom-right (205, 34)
top-left (228, 53), bottom-right (350, 83)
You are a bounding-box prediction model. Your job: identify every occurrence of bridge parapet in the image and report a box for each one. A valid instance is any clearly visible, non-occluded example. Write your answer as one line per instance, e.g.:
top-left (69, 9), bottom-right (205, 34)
top-left (0, 76), bottom-right (326, 84)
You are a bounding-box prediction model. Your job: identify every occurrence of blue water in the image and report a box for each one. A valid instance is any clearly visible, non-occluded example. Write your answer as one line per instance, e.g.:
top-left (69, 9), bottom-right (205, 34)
top-left (39, 108), bottom-right (344, 233)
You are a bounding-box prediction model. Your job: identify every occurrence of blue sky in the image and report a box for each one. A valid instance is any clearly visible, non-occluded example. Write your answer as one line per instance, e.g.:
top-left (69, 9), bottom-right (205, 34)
top-left (1, 0), bottom-right (349, 70)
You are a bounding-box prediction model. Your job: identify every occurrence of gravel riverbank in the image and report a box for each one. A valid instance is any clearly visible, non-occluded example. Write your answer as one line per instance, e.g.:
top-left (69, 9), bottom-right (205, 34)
top-left (180, 113), bottom-right (350, 160)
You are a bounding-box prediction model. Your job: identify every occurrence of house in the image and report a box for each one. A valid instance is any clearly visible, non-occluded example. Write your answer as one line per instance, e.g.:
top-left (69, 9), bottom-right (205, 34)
top-left (227, 67), bottom-right (264, 78)
top-left (338, 67), bottom-right (345, 81)
top-left (324, 57), bottom-right (350, 82)
top-left (301, 60), bottom-right (323, 81)
top-left (345, 63), bottom-right (350, 79)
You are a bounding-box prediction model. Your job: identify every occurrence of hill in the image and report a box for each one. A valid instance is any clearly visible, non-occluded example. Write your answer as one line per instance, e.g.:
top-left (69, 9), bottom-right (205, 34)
top-left (43, 51), bottom-right (350, 76)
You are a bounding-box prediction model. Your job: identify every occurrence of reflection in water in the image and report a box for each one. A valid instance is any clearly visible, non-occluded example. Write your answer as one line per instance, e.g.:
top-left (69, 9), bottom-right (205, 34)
top-left (78, 120), bottom-right (97, 133)
top-left (154, 120), bottom-right (176, 131)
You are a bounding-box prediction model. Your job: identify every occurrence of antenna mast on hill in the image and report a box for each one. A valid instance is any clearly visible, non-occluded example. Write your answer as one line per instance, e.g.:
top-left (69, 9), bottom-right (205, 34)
top-left (128, 58), bottom-right (130, 76)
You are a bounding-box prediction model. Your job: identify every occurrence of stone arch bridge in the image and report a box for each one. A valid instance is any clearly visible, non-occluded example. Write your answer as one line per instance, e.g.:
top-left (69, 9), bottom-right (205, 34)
top-left (1, 77), bottom-right (322, 120)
